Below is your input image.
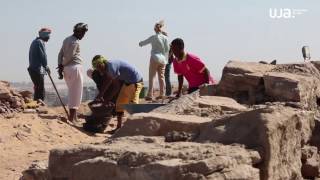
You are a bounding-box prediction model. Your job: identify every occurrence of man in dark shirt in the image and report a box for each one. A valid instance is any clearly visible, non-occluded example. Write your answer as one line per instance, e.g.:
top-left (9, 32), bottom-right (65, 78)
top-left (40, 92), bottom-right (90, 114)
top-left (28, 28), bottom-right (51, 102)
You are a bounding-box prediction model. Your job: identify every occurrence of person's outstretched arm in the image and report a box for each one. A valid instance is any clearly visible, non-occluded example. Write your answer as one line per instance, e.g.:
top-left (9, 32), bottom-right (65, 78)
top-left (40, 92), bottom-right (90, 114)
top-left (57, 46), bottom-right (63, 66)
top-left (176, 75), bottom-right (184, 98)
top-left (139, 36), bottom-right (152, 47)
top-left (96, 73), bottom-right (114, 101)
top-left (203, 68), bottom-right (210, 84)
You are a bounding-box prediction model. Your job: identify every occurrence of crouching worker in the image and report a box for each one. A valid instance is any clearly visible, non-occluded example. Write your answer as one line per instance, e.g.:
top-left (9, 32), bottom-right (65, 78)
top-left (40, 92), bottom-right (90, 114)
top-left (170, 38), bottom-right (215, 98)
top-left (85, 67), bottom-right (122, 133)
top-left (93, 55), bottom-right (143, 133)
top-left (87, 68), bottom-right (122, 106)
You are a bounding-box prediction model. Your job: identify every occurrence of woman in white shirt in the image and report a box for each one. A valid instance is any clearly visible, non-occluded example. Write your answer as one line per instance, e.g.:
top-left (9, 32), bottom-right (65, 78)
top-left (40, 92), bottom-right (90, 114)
top-left (139, 21), bottom-right (169, 100)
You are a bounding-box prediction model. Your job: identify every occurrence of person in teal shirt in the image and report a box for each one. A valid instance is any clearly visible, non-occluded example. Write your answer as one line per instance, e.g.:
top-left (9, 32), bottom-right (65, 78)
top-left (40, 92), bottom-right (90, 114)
top-left (28, 28), bottom-right (51, 101)
top-left (139, 20), bottom-right (170, 100)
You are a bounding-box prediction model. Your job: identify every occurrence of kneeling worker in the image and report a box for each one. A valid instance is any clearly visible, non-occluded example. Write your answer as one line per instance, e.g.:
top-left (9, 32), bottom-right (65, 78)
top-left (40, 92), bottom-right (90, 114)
top-left (92, 55), bottom-right (143, 133)
top-left (170, 38), bottom-right (215, 97)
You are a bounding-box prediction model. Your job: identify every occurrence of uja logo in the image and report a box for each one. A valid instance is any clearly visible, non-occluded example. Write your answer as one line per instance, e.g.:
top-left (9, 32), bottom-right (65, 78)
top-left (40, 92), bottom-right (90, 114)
top-left (269, 8), bottom-right (308, 19)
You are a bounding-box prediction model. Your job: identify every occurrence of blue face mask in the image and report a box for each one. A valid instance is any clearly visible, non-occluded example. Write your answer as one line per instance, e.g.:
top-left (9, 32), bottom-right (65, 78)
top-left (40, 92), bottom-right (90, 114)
top-left (39, 31), bottom-right (51, 39)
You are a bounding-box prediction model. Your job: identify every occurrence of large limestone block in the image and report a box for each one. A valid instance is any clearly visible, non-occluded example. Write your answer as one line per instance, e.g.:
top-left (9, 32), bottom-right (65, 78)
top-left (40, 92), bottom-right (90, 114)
top-left (113, 113), bottom-right (211, 138)
top-left (223, 61), bottom-right (275, 75)
top-left (48, 145), bottom-right (108, 179)
top-left (206, 164), bottom-right (260, 180)
top-left (48, 137), bottom-right (261, 180)
top-left (70, 157), bottom-right (129, 180)
top-left (264, 72), bottom-right (319, 109)
top-left (70, 155), bottom-right (261, 180)
top-left (197, 105), bottom-right (315, 180)
top-left (217, 61), bottom-right (274, 104)
top-left (217, 61), bottom-right (320, 107)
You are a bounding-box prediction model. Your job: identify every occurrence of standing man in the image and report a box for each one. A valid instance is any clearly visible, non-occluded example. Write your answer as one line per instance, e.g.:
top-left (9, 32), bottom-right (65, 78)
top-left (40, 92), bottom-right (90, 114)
top-left (93, 55), bottom-right (143, 133)
top-left (139, 20), bottom-right (169, 100)
top-left (170, 38), bottom-right (215, 98)
top-left (58, 23), bottom-right (88, 122)
top-left (28, 28), bottom-right (52, 102)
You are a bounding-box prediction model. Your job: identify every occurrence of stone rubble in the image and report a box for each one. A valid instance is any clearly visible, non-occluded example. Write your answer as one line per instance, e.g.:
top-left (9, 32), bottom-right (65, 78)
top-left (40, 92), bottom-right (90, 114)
top-left (0, 81), bottom-right (32, 116)
top-left (21, 61), bottom-right (320, 180)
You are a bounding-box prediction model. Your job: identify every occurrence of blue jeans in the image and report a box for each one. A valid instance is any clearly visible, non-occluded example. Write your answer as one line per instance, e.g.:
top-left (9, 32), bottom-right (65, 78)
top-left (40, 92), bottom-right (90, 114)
top-left (165, 62), bottom-right (172, 96)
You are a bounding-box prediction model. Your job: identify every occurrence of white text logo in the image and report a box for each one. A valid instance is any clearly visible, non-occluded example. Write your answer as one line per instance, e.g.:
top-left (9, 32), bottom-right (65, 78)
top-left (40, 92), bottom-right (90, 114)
top-left (269, 8), bottom-right (308, 19)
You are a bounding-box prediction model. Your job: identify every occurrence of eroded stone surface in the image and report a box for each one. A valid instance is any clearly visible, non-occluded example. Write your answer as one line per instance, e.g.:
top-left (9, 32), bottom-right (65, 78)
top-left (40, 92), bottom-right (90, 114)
top-left (197, 105), bottom-right (314, 180)
top-left (113, 113), bottom-right (211, 138)
top-left (48, 136), bottom-right (261, 180)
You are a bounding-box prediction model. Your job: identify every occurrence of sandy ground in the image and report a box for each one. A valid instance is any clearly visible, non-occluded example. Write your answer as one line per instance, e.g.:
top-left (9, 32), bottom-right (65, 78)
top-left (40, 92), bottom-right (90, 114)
top-left (0, 104), bottom-right (115, 180)
top-left (0, 89), bottom-right (172, 180)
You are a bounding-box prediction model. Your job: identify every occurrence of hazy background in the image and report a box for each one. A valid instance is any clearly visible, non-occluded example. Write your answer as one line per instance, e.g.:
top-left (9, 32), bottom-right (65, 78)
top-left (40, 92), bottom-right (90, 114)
top-left (0, 0), bottom-right (319, 83)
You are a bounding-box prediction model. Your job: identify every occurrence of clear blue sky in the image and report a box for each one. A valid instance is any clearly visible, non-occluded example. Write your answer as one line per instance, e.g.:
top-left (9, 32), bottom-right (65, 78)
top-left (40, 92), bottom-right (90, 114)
top-left (1, 0), bottom-right (319, 83)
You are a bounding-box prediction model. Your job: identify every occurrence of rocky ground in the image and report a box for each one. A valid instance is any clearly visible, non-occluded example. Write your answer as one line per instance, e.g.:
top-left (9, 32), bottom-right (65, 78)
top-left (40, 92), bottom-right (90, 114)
top-left (0, 104), bottom-right (113, 180)
top-left (4, 61), bottom-right (320, 180)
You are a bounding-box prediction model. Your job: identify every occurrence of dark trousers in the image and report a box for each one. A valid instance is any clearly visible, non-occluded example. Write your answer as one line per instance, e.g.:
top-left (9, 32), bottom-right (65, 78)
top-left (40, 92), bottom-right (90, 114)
top-left (164, 62), bottom-right (172, 96)
top-left (28, 68), bottom-right (45, 101)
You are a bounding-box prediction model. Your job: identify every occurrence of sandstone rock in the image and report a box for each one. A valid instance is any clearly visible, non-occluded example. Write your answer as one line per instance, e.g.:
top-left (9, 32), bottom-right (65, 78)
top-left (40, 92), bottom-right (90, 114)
top-left (153, 92), bottom-right (200, 115)
top-left (222, 61), bottom-right (275, 75)
top-left (311, 61), bottom-right (320, 71)
top-left (195, 96), bottom-right (247, 111)
top-left (215, 60), bottom-right (276, 104)
top-left (301, 145), bottom-right (320, 178)
top-left (216, 61), bottom-right (320, 109)
top-left (180, 173), bottom-right (206, 180)
top-left (19, 90), bottom-right (33, 99)
top-left (113, 113), bottom-right (211, 138)
top-left (0, 81), bottom-right (27, 114)
top-left (37, 107), bottom-right (49, 114)
top-left (49, 145), bottom-right (107, 179)
top-left (21, 160), bottom-right (48, 180)
top-left (70, 157), bottom-right (125, 180)
top-left (48, 136), bottom-right (261, 180)
top-left (153, 93), bottom-right (247, 119)
top-left (216, 61), bottom-right (273, 104)
top-left (302, 145), bottom-right (318, 161)
top-left (0, 89), bottom-right (11, 99)
top-left (264, 72), bottom-right (319, 109)
top-left (206, 164), bottom-right (260, 180)
top-left (197, 105), bottom-right (315, 180)
top-left (272, 63), bottom-right (320, 78)
top-left (165, 131), bottom-right (195, 142)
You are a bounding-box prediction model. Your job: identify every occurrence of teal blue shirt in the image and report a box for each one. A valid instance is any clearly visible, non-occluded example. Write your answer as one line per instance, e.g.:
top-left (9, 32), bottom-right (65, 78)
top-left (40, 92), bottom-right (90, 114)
top-left (28, 38), bottom-right (47, 73)
top-left (139, 33), bottom-right (169, 64)
top-left (107, 60), bottom-right (142, 84)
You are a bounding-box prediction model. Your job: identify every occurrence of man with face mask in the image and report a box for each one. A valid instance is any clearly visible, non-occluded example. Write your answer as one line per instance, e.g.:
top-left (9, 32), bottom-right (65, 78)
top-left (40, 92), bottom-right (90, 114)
top-left (28, 27), bottom-right (52, 102)
top-left (58, 23), bottom-right (88, 122)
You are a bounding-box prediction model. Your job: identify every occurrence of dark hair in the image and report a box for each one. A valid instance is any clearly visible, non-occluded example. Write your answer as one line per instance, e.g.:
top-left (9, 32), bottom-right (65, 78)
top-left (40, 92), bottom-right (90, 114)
top-left (73, 22), bottom-right (88, 32)
top-left (171, 38), bottom-right (184, 50)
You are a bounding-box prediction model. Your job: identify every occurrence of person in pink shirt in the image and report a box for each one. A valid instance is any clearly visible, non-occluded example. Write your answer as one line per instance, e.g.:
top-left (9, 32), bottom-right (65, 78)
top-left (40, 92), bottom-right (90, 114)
top-left (170, 38), bottom-right (215, 97)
